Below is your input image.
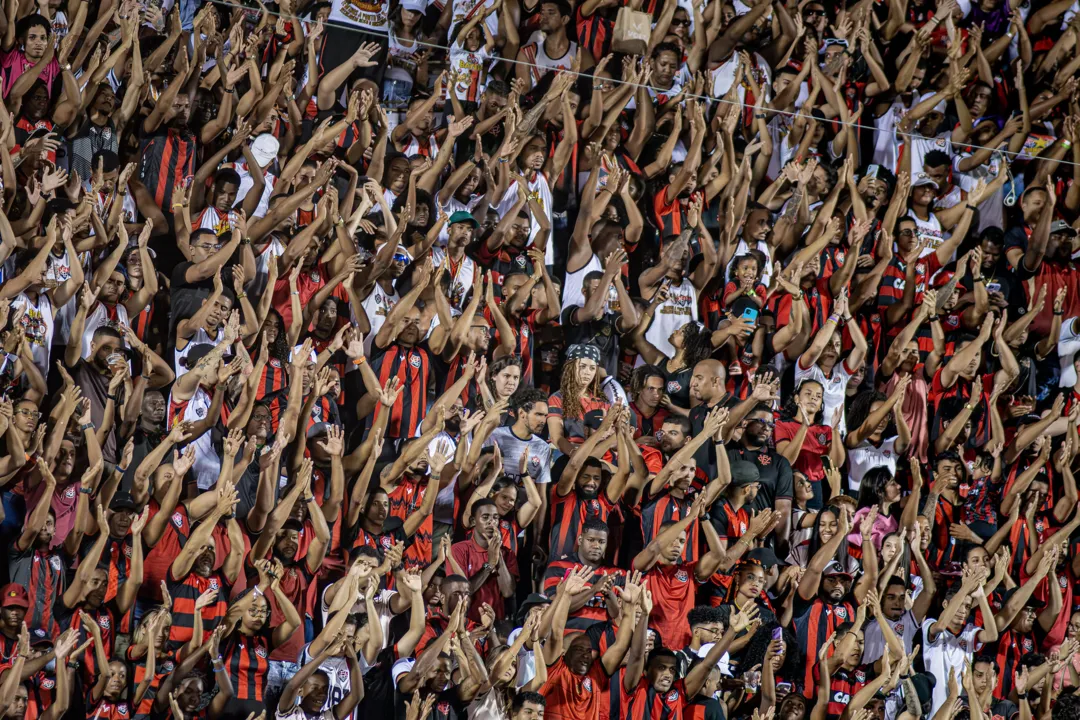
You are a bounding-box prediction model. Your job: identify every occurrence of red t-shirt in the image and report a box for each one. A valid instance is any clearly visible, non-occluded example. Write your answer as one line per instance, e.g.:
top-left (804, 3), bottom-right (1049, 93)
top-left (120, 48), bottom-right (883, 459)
top-left (773, 421), bottom-right (832, 483)
top-left (542, 657), bottom-right (610, 720)
top-left (450, 537), bottom-right (519, 623)
top-left (645, 563), bottom-right (698, 650)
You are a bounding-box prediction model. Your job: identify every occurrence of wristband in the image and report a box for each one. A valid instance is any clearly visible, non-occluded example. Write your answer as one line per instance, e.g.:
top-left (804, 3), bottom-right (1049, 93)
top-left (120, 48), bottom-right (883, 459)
top-left (303, 495), bottom-right (315, 503)
top-left (80, 423), bottom-right (93, 432)
top-left (107, 394), bottom-right (117, 401)
top-left (172, 203), bottom-right (184, 210)
top-left (754, 113), bottom-right (767, 119)
top-left (79, 487), bottom-right (93, 495)
top-left (117, 466), bottom-right (128, 474)
top-left (966, 204), bottom-right (977, 210)
top-left (827, 314), bottom-right (840, 324)
top-left (237, 292), bottom-right (247, 300)
top-left (1064, 140), bottom-right (1074, 150)
top-left (928, 314), bottom-right (940, 321)
top-left (793, 291), bottom-right (803, 300)
top-left (971, 276), bottom-right (983, 282)
top-left (964, 403), bottom-right (975, 411)
top-left (497, 157), bottom-right (509, 164)
top-left (241, 237), bottom-right (252, 246)
top-left (335, 217), bottom-right (345, 227)
top-left (1017, 693), bottom-right (1029, 700)
top-left (291, 291), bottom-right (300, 296)
top-left (352, 356), bottom-right (367, 366)
top-left (1055, 310), bottom-right (1065, 316)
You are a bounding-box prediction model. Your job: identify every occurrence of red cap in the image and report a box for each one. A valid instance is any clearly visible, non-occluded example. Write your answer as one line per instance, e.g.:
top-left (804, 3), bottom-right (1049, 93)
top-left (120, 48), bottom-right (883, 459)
top-left (931, 271), bottom-right (955, 289)
top-left (0, 584), bottom-right (29, 609)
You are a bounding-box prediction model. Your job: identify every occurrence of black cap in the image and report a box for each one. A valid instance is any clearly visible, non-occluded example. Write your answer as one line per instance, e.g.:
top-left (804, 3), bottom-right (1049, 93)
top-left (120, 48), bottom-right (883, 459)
top-left (517, 592), bottom-right (553, 624)
top-left (29, 628), bottom-right (52, 647)
top-left (746, 547), bottom-right (781, 569)
top-left (1000, 587), bottom-right (1047, 610)
top-left (730, 460), bottom-right (761, 488)
top-left (909, 673), bottom-right (936, 706)
top-left (584, 409), bottom-right (605, 430)
top-left (109, 491), bottom-right (140, 512)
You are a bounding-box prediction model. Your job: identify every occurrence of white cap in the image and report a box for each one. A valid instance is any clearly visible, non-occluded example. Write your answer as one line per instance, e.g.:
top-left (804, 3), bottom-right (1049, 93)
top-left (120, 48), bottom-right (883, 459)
top-left (250, 133), bottom-right (280, 168)
top-left (918, 91), bottom-right (947, 115)
top-left (401, 0), bottom-right (426, 12)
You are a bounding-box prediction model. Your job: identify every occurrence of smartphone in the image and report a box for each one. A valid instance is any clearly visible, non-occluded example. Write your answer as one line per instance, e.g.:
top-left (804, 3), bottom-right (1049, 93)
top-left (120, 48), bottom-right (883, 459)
top-left (776, 682), bottom-right (793, 695)
top-left (739, 306), bottom-right (759, 326)
top-left (772, 626), bottom-right (783, 642)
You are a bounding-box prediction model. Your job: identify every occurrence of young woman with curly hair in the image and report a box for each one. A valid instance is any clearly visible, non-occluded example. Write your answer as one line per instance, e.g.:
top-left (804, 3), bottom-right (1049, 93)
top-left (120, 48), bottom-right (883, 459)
top-left (630, 318), bottom-right (721, 416)
top-left (547, 344), bottom-right (610, 456)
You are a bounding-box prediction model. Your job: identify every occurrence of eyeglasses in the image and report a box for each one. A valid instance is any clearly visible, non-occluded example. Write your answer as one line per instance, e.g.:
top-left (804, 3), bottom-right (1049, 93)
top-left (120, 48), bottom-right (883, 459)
top-left (803, 8), bottom-right (826, 16)
top-left (898, 229), bottom-right (916, 237)
top-left (15, 409), bottom-right (40, 420)
top-left (671, 17), bottom-right (690, 25)
top-left (194, 243), bottom-right (222, 251)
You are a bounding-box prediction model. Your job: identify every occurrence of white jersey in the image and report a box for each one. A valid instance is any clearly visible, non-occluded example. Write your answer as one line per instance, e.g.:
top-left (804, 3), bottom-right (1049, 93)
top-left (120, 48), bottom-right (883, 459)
top-left (431, 249), bottom-right (477, 312)
top-left (794, 360), bottom-right (854, 435)
top-left (449, 44), bottom-right (493, 102)
top-left (497, 171), bottom-right (552, 264)
top-left (906, 209), bottom-right (947, 257)
top-left (360, 284), bottom-right (400, 354)
top-left (847, 438), bottom-right (900, 494)
top-left (710, 51), bottom-right (772, 104)
top-left (922, 618), bottom-right (983, 719)
top-left (438, 194), bottom-right (484, 247)
top-left (520, 38), bottom-right (576, 87)
top-left (448, 0), bottom-right (499, 49)
top-left (252, 238), bottom-right (286, 301)
top-left (168, 386), bottom-right (219, 490)
top-left (872, 96), bottom-right (915, 172)
top-left (233, 160), bottom-right (276, 219)
top-left (195, 206), bottom-right (238, 236)
top-left (81, 303), bottom-right (130, 360)
top-left (12, 292), bottom-right (54, 376)
top-left (174, 327), bottom-right (226, 378)
top-left (562, 254), bottom-right (603, 313)
top-left (644, 278), bottom-right (698, 359)
top-left (898, 130), bottom-right (952, 180)
top-left (297, 646), bottom-right (356, 720)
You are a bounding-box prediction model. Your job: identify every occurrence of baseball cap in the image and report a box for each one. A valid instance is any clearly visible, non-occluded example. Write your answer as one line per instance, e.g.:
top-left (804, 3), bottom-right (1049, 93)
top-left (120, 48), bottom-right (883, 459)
top-left (250, 134), bottom-right (280, 168)
top-left (307, 422), bottom-right (331, 439)
top-left (401, 0), bottom-right (427, 12)
top-left (823, 560), bottom-right (853, 580)
top-left (931, 270), bottom-right (955, 289)
top-left (730, 460), bottom-right (761, 488)
top-left (109, 490), bottom-right (140, 512)
top-left (918, 92), bottom-right (948, 115)
top-left (448, 211), bottom-right (480, 228)
top-left (911, 173), bottom-right (939, 189)
top-left (0, 584), bottom-right (29, 609)
top-left (584, 409), bottom-right (605, 430)
top-left (746, 547), bottom-right (781, 569)
top-left (1051, 220), bottom-right (1078, 237)
top-left (29, 628), bottom-right (52, 647)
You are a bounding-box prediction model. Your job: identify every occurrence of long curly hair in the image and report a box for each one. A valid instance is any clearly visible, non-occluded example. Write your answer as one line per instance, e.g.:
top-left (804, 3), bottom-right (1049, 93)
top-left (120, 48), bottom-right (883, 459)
top-left (559, 359), bottom-right (603, 419)
top-left (678, 322), bottom-right (715, 368)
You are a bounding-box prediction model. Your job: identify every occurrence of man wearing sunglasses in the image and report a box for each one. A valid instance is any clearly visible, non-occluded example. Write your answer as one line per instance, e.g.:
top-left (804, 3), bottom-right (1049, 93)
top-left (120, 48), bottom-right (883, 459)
top-left (727, 405), bottom-right (794, 556)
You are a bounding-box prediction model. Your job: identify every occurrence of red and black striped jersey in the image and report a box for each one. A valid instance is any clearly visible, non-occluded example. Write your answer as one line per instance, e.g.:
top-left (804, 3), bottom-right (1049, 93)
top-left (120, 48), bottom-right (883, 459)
top-left (794, 599), bottom-right (856, 698)
top-left (371, 343), bottom-right (431, 439)
top-left (223, 629), bottom-right (273, 702)
top-left (626, 676), bottom-right (687, 720)
top-left (386, 476), bottom-right (433, 569)
top-left (138, 127), bottom-right (197, 209)
top-left (549, 490), bottom-right (616, 560)
top-left (166, 570), bottom-right (228, 648)
top-left (543, 555), bottom-right (626, 630)
top-left (641, 492), bottom-right (699, 565)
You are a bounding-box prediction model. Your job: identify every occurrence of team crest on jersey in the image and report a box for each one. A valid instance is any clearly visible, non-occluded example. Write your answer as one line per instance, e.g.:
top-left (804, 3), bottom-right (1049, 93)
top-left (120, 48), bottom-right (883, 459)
top-left (209, 578), bottom-right (220, 590)
top-left (337, 668), bottom-right (349, 683)
top-left (836, 250), bottom-right (846, 265)
top-left (438, 702), bottom-right (451, 715)
top-left (959, 640), bottom-right (967, 651)
top-left (196, 405), bottom-right (207, 418)
top-left (1061, 576), bottom-right (1069, 589)
top-left (380, 536), bottom-right (393, 549)
top-left (270, 358), bottom-right (282, 368)
top-left (161, 661), bottom-right (175, 672)
top-left (255, 645), bottom-right (268, 658)
top-left (515, 255), bottom-right (527, 267)
top-left (675, 569), bottom-right (689, 583)
top-left (835, 607), bottom-right (847, 619)
top-left (855, 670), bottom-right (866, 683)
top-left (172, 512), bottom-right (184, 528)
top-left (40, 678), bottom-right (54, 689)
top-left (118, 704), bottom-right (128, 715)
top-left (582, 678), bottom-right (593, 692)
top-left (409, 355), bottom-right (422, 368)
top-left (667, 691), bottom-right (679, 702)
top-left (50, 556), bottom-right (61, 572)
top-left (64, 486), bottom-right (76, 499)
top-left (1022, 637), bottom-right (1034, 652)
top-left (817, 433), bottom-right (828, 444)
top-left (667, 381), bottom-right (681, 394)
top-left (739, 522), bottom-right (747, 534)
top-left (588, 500), bottom-right (600, 514)
top-left (99, 616), bottom-right (110, 630)
top-left (311, 271), bottom-right (321, 283)
top-left (124, 545), bottom-right (132, 557)
top-left (758, 454), bottom-right (771, 466)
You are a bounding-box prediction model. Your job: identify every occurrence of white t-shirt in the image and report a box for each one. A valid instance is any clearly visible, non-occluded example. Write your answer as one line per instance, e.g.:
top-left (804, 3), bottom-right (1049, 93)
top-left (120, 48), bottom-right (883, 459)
top-left (449, 44), bottom-right (493, 102)
top-left (329, 0), bottom-right (388, 31)
top-left (13, 292), bottom-right (54, 376)
top-left (360, 284), bottom-right (400, 355)
top-left (497, 172), bottom-right (552, 264)
top-left (794, 360), bottom-right (854, 433)
top-left (922, 618), bottom-right (982, 718)
top-left (168, 386), bottom-right (219, 490)
top-left (644, 278), bottom-right (698, 360)
top-left (296, 646), bottom-right (356, 720)
top-left (863, 609), bottom-right (918, 664)
top-left (1059, 318), bottom-right (1080, 388)
top-left (847, 437), bottom-right (899, 494)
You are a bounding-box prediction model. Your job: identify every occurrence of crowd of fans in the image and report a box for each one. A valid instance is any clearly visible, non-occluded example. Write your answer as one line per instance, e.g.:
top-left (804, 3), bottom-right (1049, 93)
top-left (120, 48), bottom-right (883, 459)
top-left (3, 0), bottom-right (1080, 717)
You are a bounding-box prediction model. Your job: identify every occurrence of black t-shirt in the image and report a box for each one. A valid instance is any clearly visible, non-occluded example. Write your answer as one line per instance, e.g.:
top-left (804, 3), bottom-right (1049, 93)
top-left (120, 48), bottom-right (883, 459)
top-left (727, 446), bottom-right (794, 514)
top-left (169, 261), bottom-right (239, 343)
top-left (561, 305), bottom-right (622, 377)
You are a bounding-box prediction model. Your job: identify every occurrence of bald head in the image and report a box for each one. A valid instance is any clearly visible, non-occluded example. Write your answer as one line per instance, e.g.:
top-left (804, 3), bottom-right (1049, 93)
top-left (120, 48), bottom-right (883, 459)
top-left (690, 360), bottom-right (725, 403)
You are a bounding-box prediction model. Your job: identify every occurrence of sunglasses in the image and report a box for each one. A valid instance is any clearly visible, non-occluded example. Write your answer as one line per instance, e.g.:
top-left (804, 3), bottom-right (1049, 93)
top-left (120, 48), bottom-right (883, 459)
top-left (392, 253), bottom-right (410, 263)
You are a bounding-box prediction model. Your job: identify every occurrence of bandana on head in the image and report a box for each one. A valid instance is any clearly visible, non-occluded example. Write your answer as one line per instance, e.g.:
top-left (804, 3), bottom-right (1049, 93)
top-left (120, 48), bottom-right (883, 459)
top-left (566, 344), bottom-right (601, 364)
